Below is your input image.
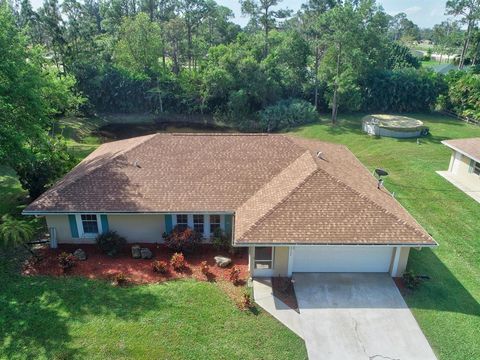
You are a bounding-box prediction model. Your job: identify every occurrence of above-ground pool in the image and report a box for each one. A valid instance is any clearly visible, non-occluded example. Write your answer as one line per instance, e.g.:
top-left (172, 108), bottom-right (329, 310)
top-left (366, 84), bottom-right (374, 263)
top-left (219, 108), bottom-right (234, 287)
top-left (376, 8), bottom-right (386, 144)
top-left (362, 114), bottom-right (427, 138)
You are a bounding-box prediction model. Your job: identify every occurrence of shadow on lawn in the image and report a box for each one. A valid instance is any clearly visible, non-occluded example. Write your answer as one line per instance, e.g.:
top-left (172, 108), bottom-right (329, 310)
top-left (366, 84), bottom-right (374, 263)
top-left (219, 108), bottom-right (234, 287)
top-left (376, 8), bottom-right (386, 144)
top-left (406, 248), bottom-right (480, 317)
top-left (0, 267), bottom-right (161, 359)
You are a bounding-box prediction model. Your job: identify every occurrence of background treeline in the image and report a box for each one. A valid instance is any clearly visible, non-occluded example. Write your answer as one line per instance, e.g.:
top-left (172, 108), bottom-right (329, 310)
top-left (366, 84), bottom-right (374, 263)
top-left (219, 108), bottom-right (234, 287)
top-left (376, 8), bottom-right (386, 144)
top-left (6, 0), bottom-right (479, 131)
top-left (1, 0), bottom-right (480, 205)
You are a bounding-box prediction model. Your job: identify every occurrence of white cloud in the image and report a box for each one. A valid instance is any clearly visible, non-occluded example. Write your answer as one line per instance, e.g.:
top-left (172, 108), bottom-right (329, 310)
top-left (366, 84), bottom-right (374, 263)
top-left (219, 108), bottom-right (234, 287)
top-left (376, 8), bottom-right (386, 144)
top-left (404, 6), bottom-right (422, 16)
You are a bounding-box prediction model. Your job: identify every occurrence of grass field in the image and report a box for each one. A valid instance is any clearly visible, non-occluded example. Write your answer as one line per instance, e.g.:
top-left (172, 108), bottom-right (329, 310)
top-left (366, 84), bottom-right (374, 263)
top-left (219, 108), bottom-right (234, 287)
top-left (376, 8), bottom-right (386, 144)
top-left (0, 263), bottom-right (307, 360)
top-left (291, 113), bottom-right (480, 360)
top-left (1, 112), bottom-right (479, 359)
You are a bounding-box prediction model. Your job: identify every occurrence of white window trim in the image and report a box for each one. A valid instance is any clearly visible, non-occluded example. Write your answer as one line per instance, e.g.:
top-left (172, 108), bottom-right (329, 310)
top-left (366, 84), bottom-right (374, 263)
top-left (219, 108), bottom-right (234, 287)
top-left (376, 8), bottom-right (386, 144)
top-left (171, 213), bottom-right (224, 238)
top-left (254, 246), bottom-right (275, 270)
top-left (75, 213), bottom-right (103, 239)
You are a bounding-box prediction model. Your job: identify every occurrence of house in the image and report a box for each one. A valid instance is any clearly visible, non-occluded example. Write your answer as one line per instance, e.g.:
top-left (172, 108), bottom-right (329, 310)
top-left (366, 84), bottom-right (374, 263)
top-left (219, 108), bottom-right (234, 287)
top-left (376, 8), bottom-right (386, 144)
top-left (438, 138), bottom-right (480, 203)
top-left (23, 134), bottom-right (436, 277)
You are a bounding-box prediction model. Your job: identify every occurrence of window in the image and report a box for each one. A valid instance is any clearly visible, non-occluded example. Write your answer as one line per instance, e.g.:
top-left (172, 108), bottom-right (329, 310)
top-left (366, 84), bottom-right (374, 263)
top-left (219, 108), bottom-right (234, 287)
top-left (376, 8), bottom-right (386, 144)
top-left (81, 214), bottom-right (98, 234)
top-left (210, 215), bottom-right (221, 234)
top-left (176, 214), bottom-right (188, 231)
top-left (254, 247), bottom-right (273, 269)
top-left (193, 214), bottom-right (204, 234)
top-left (474, 161), bottom-right (480, 175)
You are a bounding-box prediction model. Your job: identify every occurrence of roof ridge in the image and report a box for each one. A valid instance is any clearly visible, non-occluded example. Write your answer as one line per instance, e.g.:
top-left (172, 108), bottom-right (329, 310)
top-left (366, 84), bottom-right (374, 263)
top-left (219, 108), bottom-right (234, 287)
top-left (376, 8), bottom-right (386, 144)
top-left (237, 167), bottom-right (321, 242)
top-left (237, 166), bottom-right (434, 244)
top-left (234, 150), bottom-right (318, 240)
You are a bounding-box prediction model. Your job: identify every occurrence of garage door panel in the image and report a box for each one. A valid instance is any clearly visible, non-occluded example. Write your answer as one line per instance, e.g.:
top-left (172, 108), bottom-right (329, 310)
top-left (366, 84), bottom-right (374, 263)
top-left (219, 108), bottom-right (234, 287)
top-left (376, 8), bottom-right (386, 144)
top-left (292, 246), bottom-right (393, 273)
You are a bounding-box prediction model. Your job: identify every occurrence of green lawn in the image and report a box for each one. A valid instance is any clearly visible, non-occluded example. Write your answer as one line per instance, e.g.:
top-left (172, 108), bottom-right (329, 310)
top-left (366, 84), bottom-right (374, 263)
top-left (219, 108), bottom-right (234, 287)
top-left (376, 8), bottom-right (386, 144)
top-left (0, 264), bottom-right (307, 359)
top-left (291, 113), bottom-right (480, 360)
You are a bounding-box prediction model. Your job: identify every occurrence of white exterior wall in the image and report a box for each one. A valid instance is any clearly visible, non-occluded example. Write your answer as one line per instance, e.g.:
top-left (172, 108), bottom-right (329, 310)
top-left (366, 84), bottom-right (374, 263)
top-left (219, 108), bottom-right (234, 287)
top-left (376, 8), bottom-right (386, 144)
top-left (45, 213), bottom-right (229, 244)
top-left (449, 151), bottom-right (479, 181)
top-left (108, 214), bottom-right (165, 243)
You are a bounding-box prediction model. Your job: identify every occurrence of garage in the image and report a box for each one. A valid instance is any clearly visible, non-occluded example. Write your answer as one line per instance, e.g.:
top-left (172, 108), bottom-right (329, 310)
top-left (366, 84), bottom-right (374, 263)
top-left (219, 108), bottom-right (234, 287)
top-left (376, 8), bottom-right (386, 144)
top-left (291, 246), bottom-right (394, 273)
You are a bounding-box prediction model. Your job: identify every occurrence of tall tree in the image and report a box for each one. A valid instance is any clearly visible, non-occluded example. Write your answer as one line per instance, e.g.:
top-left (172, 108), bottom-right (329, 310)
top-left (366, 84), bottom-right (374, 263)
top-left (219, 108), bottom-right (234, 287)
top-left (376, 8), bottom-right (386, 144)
top-left (240, 0), bottom-right (292, 56)
top-left (446, 0), bottom-right (480, 68)
top-left (317, 0), bottom-right (388, 123)
top-left (300, 0), bottom-right (338, 110)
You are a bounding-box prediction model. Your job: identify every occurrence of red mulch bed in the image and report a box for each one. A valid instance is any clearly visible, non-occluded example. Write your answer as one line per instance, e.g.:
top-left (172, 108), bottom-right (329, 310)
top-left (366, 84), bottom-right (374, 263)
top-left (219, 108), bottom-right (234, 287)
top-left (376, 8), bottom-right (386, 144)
top-left (23, 244), bottom-right (249, 285)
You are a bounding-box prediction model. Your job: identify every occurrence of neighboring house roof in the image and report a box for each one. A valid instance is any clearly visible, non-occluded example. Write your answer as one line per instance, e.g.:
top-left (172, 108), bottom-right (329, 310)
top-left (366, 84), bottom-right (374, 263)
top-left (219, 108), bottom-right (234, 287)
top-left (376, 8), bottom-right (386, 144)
top-left (442, 138), bottom-right (480, 163)
top-left (24, 133), bottom-right (436, 246)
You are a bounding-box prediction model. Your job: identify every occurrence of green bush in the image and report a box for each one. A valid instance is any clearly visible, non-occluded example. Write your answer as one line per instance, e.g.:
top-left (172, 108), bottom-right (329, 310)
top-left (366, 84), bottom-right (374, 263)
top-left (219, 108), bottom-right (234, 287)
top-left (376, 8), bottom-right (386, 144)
top-left (362, 68), bottom-right (447, 112)
top-left (402, 270), bottom-right (421, 290)
top-left (164, 226), bottom-right (201, 252)
top-left (96, 231), bottom-right (127, 257)
top-left (57, 252), bottom-right (76, 272)
top-left (211, 228), bottom-right (230, 250)
top-left (258, 99), bottom-right (318, 132)
top-left (441, 71), bottom-right (480, 120)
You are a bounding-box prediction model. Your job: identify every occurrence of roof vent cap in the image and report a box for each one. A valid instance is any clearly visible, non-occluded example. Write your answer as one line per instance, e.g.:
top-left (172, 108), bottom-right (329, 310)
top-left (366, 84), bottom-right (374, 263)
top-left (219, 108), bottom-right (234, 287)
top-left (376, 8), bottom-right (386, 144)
top-left (316, 151), bottom-right (324, 159)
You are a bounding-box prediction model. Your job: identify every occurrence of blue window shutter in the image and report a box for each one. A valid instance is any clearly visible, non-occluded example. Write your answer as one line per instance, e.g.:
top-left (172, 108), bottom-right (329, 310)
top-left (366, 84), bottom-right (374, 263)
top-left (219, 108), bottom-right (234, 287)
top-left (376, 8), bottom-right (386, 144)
top-left (165, 214), bottom-right (173, 233)
top-left (100, 215), bottom-right (109, 233)
top-left (224, 214), bottom-right (232, 236)
top-left (469, 159), bottom-right (475, 173)
top-left (68, 215), bottom-right (79, 238)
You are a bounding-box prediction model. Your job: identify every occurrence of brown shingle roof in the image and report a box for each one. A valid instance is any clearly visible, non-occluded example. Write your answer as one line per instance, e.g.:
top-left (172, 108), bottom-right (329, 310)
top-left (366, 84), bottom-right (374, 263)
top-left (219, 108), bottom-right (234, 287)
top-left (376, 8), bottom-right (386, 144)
top-left (24, 133), bottom-right (436, 246)
top-left (442, 138), bottom-right (480, 162)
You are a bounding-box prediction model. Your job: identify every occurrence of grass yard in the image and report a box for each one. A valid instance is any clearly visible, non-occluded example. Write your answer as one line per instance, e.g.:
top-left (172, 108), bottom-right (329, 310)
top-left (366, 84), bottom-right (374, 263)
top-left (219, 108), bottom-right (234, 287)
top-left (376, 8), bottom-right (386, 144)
top-left (0, 260), bottom-right (307, 360)
top-left (291, 113), bottom-right (480, 360)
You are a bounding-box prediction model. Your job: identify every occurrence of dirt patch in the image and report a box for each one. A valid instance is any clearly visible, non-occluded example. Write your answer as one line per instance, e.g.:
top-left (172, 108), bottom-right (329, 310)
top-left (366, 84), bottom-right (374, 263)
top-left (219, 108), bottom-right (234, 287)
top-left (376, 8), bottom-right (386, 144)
top-left (94, 121), bottom-right (234, 140)
top-left (272, 277), bottom-right (299, 313)
top-left (23, 244), bottom-right (248, 285)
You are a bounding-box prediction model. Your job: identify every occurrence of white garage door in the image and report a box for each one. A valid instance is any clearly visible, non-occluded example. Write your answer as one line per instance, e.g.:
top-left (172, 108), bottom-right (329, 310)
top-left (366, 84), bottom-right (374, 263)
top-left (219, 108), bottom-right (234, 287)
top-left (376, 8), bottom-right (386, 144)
top-left (292, 246), bottom-right (393, 273)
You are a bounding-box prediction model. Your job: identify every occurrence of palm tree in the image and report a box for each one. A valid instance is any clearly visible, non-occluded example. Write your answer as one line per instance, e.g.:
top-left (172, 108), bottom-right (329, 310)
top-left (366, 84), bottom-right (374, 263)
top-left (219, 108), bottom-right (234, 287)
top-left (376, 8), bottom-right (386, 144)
top-left (0, 215), bottom-right (35, 247)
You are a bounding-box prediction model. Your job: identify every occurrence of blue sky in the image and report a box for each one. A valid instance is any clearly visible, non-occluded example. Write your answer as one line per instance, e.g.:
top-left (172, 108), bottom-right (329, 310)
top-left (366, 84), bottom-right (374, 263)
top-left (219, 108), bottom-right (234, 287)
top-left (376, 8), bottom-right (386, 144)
top-left (29, 0), bottom-right (451, 28)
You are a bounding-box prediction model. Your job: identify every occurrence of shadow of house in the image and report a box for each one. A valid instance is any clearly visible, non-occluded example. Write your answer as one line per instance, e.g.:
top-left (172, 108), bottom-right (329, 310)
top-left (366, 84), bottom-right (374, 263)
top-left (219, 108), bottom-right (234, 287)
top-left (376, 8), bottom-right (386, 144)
top-left (406, 248), bottom-right (480, 317)
top-left (0, 271), bottom-right (162, 359)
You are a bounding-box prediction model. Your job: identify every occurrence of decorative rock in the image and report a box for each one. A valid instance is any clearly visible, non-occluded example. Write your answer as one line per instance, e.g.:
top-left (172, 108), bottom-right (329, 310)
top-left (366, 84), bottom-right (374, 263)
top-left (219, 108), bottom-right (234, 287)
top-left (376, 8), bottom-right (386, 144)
top-left (73, 248), bottom-right (87, 261)
top-left (140, 247), bottom-right (153, 259)
top-left (131, 245), bottom-right (141, 259)
top-left (214, 255), bottom-right (231, 268)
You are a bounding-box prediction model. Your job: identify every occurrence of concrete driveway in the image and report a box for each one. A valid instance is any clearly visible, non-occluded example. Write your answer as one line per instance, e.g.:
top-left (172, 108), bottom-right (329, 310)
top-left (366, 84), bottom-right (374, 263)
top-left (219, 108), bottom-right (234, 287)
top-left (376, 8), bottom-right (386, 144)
top-left (293, 273), bottom-right (437, 360)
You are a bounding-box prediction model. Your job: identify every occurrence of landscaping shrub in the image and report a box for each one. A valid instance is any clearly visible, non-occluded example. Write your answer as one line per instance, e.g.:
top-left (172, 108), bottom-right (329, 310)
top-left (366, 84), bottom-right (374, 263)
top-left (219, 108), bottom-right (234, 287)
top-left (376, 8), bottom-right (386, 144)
top-left (211, 228), bottom-right (230, 251)
top-left (57, 252), bottom-right (75, 272)
top-left (96, 231), bottom-right (127, 257)
top-left (402, 270), bottom-right (421, 290)
top-left (229, 266), bottom-right (241, 285)
top-left (238, 292), bottom-right (253, 310)
top-left (113, 272), bottom-right (128, 286)
top-left (152, 260), bottom-right (169, 274)
top-left (164, 226), bottom-right (201, 252)
top-left (200, 260), bottom-right (210, 276)
top-left (258, 98), bottom-right (318, 132)
top-left (170, 252), bottom-right (186, 271)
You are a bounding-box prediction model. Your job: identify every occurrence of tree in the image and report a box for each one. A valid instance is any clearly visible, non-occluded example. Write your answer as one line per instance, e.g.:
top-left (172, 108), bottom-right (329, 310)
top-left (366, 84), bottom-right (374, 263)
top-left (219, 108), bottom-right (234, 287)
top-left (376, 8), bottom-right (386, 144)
top-left (0, 215), bottom-right (35, 247)
top-left (432, 21), bottom-right (463, 63)
top-left (446, 0), bottom-right (480, 69)
top-left (240, 0), bottom-right (292, 56)
top-left (388, 13), bottom-right (421, 43)
top-left (177, 0), bottom-right (209, 68)
top-left (300, 0), bottom-right (338, 110)
top-left (316, 0), bottom-right (388, 123)
top-left (113, 13), bottom-right (164, 76)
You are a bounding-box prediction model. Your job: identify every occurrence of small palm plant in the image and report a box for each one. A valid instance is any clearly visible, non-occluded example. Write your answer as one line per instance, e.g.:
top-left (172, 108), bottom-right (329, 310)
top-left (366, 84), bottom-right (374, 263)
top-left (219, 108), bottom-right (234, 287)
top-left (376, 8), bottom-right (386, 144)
top-left (0, 215), bottom-right (35, 247)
